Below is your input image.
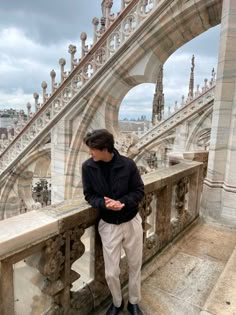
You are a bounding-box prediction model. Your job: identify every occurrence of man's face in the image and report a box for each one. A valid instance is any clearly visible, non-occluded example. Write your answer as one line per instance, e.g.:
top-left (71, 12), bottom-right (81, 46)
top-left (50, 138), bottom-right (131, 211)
top-left (89, 148), bottom-right (108, 162)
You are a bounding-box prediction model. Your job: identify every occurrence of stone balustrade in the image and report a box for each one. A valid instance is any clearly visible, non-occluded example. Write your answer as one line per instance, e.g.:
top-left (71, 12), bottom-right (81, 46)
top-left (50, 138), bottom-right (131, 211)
top-left (0, 160), bottom-right (203, 315)
top-left (0, 0), bottom-right (159, 179)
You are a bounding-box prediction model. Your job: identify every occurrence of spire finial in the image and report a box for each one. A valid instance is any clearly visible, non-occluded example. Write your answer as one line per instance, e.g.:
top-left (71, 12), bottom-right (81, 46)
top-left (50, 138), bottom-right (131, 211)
top-left (152, 64), bottom-right (164, 124)
top-left (188, 54), bottom-right (195, 100)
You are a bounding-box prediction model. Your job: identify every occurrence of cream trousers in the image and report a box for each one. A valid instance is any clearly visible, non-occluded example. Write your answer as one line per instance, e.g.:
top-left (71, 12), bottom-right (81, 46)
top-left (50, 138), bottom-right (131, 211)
top-left (98, 213), bottom-right (143, 307)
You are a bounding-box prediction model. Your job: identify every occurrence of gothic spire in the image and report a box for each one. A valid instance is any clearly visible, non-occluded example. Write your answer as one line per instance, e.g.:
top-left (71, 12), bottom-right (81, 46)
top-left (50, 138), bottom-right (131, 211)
top-left (188, 55), bottom-right (195, 100)
top-left (152, 64), bottom-right (165, 125)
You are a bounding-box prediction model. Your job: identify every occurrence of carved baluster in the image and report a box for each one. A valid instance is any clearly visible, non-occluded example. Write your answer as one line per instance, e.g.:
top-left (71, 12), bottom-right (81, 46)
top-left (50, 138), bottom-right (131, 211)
top-left (67, 226), bottom-right (87, 312)
top-left (138, 192), bottom-right (154, 248)
top-left (181, 95), bottom-right (185, 106)
top-left (172, 177), bottom-right (190, 237)
top-left (71, 226), bottom-right (108, 314)
top-left (37, 224), bottom-right (87, 314)
top-left (38, 234), bottom-right (65, 313)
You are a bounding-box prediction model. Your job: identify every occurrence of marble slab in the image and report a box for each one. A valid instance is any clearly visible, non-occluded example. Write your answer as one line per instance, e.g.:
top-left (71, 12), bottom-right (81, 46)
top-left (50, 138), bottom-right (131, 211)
top-left (203, 247), bottom-right (236, 315)
top-left (143, 252), bottom-right (223, 308)
top-left (0, 210), bottom-right (58, 259)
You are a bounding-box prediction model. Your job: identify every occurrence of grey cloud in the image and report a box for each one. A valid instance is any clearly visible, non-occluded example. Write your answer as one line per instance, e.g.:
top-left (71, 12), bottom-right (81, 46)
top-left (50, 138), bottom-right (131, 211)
top-left (0, 2), bottom-right (221, 117)
top-left (119, 84), bottom-right (155, 119)
top-left (177, 25), bottom-right (221, 57)
top-left (0, 0), bottom-right (123, 110)
top-left (0, 0), bottom-right (109, 44)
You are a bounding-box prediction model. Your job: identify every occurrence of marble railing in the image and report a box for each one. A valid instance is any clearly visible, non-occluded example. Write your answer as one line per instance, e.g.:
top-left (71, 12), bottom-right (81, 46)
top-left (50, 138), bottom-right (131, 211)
top-left (0, 160), bottom-right (203, 315)
top-left (0, 0), bottom-right (161, 179)
top-left (132, 85), bottom-right (215, 153)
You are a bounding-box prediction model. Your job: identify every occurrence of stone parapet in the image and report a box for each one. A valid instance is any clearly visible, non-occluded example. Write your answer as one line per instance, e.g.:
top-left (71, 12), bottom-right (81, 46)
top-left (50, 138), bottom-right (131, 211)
top-left (0, 161), bottom-right (203, 314)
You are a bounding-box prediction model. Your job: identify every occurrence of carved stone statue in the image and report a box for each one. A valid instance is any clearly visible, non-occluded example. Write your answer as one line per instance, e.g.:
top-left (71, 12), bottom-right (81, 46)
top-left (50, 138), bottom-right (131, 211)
top-left (101, 0), bottom-right (113, 17)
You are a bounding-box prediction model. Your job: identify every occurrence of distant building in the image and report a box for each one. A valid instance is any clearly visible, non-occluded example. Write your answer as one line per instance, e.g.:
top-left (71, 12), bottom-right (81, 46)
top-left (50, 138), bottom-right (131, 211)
top-left (0, 108), bottom-right (26, 138)
top-left (119, 117), bottom-right (152, 134)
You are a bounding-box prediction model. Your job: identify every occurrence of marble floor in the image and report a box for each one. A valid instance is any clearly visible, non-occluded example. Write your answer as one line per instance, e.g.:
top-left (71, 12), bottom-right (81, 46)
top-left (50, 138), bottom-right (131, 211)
top-left (99, 220), bottom-right (236, 315)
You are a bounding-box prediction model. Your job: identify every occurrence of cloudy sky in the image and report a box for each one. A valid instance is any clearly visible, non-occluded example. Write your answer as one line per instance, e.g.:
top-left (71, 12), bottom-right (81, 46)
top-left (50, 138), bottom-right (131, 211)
top-left (0, 0), bottom-right (221, 120)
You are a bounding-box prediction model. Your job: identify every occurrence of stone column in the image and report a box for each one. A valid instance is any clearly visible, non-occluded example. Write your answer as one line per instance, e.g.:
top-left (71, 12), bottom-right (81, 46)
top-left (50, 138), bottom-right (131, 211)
top-left (50, 118), bottom-right (71, 203)
top-left (201, 0), bottom-right (236, 226)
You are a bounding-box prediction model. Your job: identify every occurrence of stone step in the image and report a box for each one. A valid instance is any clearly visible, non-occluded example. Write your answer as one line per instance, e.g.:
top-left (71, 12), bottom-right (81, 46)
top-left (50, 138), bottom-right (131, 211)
top-left (202, 245), bottom-right (236, 315)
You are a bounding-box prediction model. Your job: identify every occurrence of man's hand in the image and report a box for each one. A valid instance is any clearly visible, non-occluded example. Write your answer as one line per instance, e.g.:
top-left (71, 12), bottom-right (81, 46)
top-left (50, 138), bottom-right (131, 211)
top-left (104, 197), bottom-right (125, 211)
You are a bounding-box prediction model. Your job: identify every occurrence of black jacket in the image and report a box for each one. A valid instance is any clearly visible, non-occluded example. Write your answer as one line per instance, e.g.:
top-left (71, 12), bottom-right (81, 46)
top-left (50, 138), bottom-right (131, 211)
top-left (82, 149), bottom-right (144, 224)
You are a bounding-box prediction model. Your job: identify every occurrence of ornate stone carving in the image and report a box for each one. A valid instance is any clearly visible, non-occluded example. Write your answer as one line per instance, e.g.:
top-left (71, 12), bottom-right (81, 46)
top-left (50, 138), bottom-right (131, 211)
top-left (139, 192), bottom-right (153, 223)
top-left (70, 225), bottom-right (86, 265)
top-left (171, 177), bottom-right (191, 236)
top-left (37, 235), bottom-right (65, 314)
top-left (39, 235), bottom-right (65, 282)
top-left (139, 192), bottom-right (156, 250)
top-left (37, 224), bottom-right (86, 314)
top-left (175, 177), bottom-right (189, 216)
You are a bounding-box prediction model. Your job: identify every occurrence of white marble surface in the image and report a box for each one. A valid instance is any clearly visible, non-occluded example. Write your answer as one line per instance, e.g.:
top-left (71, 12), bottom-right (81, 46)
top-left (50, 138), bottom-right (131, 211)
top-left (203, 247), bottom-right (236, 314)
top-left (0, 210), bottom-right (58, 259)
top-left (201, 0), bottom-right (236, 226)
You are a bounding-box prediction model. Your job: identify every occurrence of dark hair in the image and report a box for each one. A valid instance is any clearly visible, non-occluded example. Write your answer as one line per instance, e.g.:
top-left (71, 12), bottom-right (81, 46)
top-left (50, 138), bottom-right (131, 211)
top-left (83, 129), bottom-right (114, 153)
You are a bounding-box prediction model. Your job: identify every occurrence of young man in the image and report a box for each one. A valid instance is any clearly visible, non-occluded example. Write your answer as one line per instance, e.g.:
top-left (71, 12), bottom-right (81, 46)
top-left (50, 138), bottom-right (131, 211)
top-left (82, 129), bottom-right (144, 315)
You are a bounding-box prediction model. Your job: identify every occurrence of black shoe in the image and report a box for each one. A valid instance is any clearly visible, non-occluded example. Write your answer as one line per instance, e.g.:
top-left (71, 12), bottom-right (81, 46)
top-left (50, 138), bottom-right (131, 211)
top-left (127, 301), bottom-right (144, 315)
top-left (106, 299), bottom-right (124, 315)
